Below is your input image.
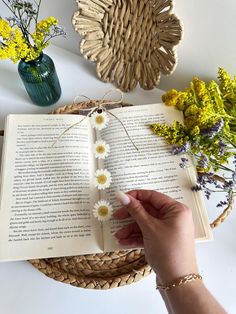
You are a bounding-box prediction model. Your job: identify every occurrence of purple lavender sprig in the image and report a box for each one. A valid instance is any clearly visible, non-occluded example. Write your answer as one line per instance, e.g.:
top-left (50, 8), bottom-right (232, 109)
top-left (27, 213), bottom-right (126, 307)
top-left (216, 191), bottom-right (232, 208)
top-left (198, 154), bottom-right (209, 169)
top-left (219, 139), bottom-right (227, 156)
top-left (179, 157), bottom-right (189, 169)
top-left (172, 142), bottom-right (190, 155)
top-left (201, 118), bottom-right (224, 139)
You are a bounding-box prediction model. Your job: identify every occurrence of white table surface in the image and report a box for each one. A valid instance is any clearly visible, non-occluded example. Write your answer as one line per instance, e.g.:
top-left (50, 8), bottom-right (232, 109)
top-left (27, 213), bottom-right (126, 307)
top-left (0, 45), bottom-right (236, 314)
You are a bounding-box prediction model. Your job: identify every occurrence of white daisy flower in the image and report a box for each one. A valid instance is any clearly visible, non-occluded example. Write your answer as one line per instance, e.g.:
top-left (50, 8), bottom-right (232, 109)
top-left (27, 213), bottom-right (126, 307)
top-left (93, 200), bottom-right (113, 222)
top-left (93, 140), bottom-right (110, 159)
top-left (90, 111), bottom-right (109, 130)
top-left (93, 169), bottom-right (112, 190)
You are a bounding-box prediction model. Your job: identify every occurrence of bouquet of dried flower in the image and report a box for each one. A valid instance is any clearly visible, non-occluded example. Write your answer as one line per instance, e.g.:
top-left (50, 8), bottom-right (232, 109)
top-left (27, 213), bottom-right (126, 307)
top-left (151, 68), bottom-right (236, 222)
top-left (0, 0), bottom-right (66, 63)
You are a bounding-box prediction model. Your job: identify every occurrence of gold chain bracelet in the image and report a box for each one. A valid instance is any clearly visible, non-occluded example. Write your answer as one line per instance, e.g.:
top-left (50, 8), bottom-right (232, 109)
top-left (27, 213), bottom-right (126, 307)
top-left (156, 274), bottom-right (202, 291)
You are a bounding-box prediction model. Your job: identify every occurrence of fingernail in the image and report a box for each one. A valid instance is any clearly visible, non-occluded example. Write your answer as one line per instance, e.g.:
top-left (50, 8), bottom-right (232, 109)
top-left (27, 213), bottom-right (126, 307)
top-left (116, 191), bottom-right (130, 206)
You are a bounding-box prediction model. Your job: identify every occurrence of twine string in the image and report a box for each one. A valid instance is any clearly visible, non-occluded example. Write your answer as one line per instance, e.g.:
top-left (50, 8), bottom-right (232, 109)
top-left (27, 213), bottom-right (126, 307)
top-left (100, 88), bottom-right (124, 107)
top-left (51, 114), bottom-right (89, 148)
top-left (52, 89), bottom-right (138, 151)
top-left (73, 95), bottom-right (92, 105)
top-left (106, 109), bottom-right (139, 151)
top-left (72, 89), bottom-right (124, 110)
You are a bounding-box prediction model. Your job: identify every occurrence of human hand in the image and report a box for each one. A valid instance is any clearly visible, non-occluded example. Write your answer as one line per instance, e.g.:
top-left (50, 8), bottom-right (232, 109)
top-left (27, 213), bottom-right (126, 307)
top-left (114, 190), bottom-right (198, 284)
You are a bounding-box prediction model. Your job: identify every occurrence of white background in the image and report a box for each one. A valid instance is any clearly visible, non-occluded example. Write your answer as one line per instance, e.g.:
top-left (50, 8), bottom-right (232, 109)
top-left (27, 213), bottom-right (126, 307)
top-left (1, 0), bottom-right (236, 313)
top-left (1, 0), bottom-right (236, 90)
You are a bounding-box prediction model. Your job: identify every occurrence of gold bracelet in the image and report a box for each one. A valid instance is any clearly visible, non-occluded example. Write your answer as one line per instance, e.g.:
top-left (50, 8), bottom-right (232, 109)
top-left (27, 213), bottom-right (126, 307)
top-left (156, 274), bottom-right (202, 291)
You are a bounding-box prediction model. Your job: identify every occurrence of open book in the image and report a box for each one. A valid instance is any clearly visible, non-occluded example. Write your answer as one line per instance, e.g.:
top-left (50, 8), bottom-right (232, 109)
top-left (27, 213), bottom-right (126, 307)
top-left (0, 104), bottom-right (213, 261)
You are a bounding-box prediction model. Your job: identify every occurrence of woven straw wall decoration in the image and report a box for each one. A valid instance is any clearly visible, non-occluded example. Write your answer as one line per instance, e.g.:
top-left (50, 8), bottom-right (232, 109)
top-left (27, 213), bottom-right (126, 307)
top-left (72, 0), bottom-right (183, 92)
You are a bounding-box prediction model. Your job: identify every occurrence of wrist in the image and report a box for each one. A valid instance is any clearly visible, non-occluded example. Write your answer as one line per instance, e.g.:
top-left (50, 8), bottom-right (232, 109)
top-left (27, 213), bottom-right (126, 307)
top-left (155, 264), bottom-right (199, 286)
top-left (156, 273), bottom-right (203, 291)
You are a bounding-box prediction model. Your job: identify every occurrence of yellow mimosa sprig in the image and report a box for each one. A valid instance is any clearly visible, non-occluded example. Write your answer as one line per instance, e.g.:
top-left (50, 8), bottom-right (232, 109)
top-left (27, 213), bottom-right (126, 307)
top-left (0, 0), bottom-right (66, 63)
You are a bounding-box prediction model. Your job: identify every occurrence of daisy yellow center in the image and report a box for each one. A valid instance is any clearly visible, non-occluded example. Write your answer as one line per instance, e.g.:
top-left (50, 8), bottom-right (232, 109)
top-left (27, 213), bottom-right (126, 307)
top-left (98, 206), bottom-right (109, 217)
top-left (95, 115), bottom-right (105, 124)
top-left (97, 174), bottom-right (107, 184)
top-left (96, 145), bottom-right (105, 154)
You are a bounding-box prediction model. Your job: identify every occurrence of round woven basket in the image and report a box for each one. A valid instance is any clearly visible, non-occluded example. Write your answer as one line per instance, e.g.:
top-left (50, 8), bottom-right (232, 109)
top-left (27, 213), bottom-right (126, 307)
top-left (0, 101), bottom-right (234, 289)
top-left (72, 0), bottom-right (183, 92)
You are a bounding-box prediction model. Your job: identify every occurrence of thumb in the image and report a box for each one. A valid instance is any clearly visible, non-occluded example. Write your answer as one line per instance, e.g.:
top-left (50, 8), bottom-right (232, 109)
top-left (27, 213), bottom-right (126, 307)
top-left (116, 191), bottom-right (151, 230)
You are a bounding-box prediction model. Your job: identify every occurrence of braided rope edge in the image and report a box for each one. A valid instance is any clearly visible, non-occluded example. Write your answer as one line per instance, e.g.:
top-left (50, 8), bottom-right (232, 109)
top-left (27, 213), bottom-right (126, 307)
top-left (29, 258), bottom-right (152, 289)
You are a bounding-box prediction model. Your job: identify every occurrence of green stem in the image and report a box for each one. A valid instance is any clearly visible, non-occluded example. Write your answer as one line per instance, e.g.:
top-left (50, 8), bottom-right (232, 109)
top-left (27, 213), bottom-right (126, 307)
top-left (213, 113), bottom-right (236, 122)
top-left (210, 159), bottom-right (234, 172)
top-left (228, 117), bottom-right (236, 122)
top-left (223, 136), bottom-right (236, 148)
top-left (190, 84), bottom-right (201, 107)
top-left (206, 189), bottom-right (227, 193)
top-left (192, 152), bottom-right (234, 173)
top-left (193, 154), bottom-right (233, 173)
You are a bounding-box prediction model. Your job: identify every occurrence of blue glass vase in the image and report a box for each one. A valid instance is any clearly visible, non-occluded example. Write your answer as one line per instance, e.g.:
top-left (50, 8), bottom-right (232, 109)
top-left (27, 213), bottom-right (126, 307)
top-left (18, 53), bottom-right (61, 106)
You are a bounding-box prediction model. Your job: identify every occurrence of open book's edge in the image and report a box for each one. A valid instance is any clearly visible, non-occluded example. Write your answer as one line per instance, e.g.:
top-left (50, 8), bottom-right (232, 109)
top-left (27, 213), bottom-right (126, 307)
top-left (185, 162), bottom-right (213, 241)
top-left (0, 246), bottom-right (104, 263)
top-left (0, 115), bottom-right (10, 213)
top-left (0, 114), bottom-right (105, 261)
top-left (0, 109), bottom-right (213, 262)
top-left (99, 104), bottom-right (213, 242)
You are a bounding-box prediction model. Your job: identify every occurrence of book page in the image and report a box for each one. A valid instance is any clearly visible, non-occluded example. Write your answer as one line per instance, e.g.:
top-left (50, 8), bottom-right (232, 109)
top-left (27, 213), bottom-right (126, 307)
top-left (100, 104), bottom-right (213, 252)
top-left (0, 114), bottom-right (103, 261)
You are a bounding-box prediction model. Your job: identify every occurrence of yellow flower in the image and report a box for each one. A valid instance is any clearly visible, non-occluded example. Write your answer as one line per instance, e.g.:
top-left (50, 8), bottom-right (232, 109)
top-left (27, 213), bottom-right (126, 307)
top-left (175, 92), bottom-right (188, 111)
top-left (37, 17), bottom-right (58, 30)
top-left (218, 67), bottom-right (234, 96)
top-left (190, 126), bottom-right (200, 138)
top-left (192, 78), bottom-right (211, 104)
top-left (24, 46), bottom-right (41, 62)
top-left (0, 15), bottom-right (62, 63)
top-left (0, 20), bottom-right (29, 63)
top-left (28, 17), bottom-right (59, 61)
top-left (184, 104), bottom-right (199, 117)
top-left (162, 89), bottom-right (179, 107)
top-left (0, 19), bottom-right (12, 38)
top-left (162, 89), bottom-right (188, 111)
